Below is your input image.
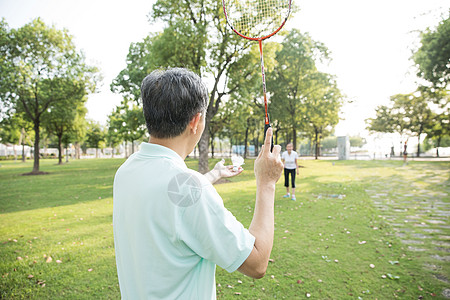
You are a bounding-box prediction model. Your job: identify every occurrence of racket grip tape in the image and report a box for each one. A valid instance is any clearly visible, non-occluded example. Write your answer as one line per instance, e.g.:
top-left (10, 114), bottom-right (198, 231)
top-left (264, 123), bottom-right (274, 152)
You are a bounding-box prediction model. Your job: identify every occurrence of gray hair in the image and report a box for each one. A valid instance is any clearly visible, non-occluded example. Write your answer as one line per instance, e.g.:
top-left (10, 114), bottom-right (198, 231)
top-left (141, 68), bottom-right (208, 138)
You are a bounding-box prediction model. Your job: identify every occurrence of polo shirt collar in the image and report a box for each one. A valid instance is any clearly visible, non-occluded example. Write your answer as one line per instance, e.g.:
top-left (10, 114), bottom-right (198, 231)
top-left (138, 142), bottom-right (186, 168)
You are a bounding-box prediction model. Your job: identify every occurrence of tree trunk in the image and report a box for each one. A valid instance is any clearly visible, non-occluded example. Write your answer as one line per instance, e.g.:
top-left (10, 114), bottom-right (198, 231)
top-left (436, 136), bottom-right (441, 157)
top-left (210, 134), bottom-right (215, 158)
top-left (131, 140), bottom-right (135, 154)
top-left (314, 129), bottom-right (319, 160)
top-left (125, 141), bottom-right (128, 158)
top-left (417, 134), bottom-right (421, 158)
top-left (20, 128), bottom-right (26, 162)
top-left (292, 127), bottom-right (297, 151)
top-left (96, 147), bottom-right (99, 158)
top-left (244, 126), bottom-right (249, 159)
top-left (32, 120), bottom-right (40, 173)
top-left (13, 144), bottom-right (17, 162)
top-left (22, 142), bottom-right (26, 162)
top-left (275, 128), bottom-right (279, 145)
top-left (198, 118), bottom-right (210, 174)
top-left (75, 142), bottom-right (81, 159)
top-left (57, 133), bottom-right (63, 164)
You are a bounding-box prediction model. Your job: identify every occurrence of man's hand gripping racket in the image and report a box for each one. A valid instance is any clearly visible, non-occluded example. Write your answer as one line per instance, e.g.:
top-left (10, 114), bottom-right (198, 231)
top-left (254, 127), bottom-right (283, 186)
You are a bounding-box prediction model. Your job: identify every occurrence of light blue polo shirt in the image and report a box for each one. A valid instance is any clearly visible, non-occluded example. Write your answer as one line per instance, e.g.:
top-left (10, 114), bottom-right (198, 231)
top-left (113, 143), bottom-right (255, 299)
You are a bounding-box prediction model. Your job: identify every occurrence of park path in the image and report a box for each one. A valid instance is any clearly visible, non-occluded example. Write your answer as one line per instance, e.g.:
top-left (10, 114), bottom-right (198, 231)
top-left (364, 163), bottom-right (450, 298)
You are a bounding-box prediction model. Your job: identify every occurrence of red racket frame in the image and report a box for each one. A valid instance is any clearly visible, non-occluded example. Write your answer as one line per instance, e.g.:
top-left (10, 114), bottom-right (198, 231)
top-left (222, 0), bottom-right (292, 127)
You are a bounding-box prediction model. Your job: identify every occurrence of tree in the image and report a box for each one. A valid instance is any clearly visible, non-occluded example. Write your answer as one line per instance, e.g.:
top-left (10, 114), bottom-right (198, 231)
top-left (108, 100), bottom-right (147, 157)
top-left (0, 18), bottom-right (99, 174)
top-left (367, 95), bottom-right (411, 156)
top-left (367, 87), bottom-right (446, 157)
top-left (269, 30), bottom-right (331, 151)
top-left (85, 120), bottom-right (105, 158)
top-left (0, 114), bottom-right (22, 160)
top-left (413, 15), bottom-right (450, 88)
top-left (43, 93), bottom-right (88, 164)
top-left (349, 136), bottom-right (366, 148)
top-left (113, 0), bottom-right (262, 173)
top-left (423, 89), bottom-right (450, 157)
top-left (302, 74), bottom-right (343, 159)
top-left (406, 88), bottom-right (434, 157)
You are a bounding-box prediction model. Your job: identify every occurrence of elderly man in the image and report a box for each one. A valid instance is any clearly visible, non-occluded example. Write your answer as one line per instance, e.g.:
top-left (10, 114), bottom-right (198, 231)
top-left (113, 68), bottom-right (283, 299)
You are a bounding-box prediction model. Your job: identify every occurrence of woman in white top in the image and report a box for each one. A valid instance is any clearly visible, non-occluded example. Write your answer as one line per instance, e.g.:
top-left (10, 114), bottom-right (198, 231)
top-left (281, 143), bottom-right (299, 201)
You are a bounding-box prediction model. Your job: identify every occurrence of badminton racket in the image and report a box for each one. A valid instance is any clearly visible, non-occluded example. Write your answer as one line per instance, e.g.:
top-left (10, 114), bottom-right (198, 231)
top-left (223, 0), bottom-right (292, 151)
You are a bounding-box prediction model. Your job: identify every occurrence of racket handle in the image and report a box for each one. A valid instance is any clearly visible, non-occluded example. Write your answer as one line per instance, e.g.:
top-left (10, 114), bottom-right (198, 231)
top-left (264, 123), bottom-right (274, 152)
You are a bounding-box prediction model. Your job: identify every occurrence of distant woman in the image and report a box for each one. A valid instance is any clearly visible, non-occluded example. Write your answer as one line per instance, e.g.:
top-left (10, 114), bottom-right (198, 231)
top-left (281, 143), bottom-right (299, 201)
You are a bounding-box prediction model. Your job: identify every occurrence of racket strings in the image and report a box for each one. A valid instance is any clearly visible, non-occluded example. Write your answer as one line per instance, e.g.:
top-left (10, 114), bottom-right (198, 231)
top-left (224, 0), bottom-right (290, 39)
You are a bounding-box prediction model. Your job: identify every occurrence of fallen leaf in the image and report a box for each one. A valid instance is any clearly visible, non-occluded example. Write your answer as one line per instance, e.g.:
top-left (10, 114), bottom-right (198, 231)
top-left (318, 279), bottom-right (322, 283)
top-left (234, 292), bottom-right (241, 295)
top-left (268, 258), bottom-right (274, 263)
top-left (386, 273), bottom-right (400, 280)
top-left (56, 260), bottom-right (62, 264)
top-left (297, 280), bottom-right (303, 284)
top-left (270, 275), bottom-right (275, 279)
top-left (334, 259), bottom-right (339, 263)
top-left (418, 286), bottom-right (423, 291)
top-left (381, 275), bottom-right (387, 279)
top-left (237, 280), bottom-right (242, 284)
top-left (370, 264), bottom-right (375, 268)
top-left (306, 292), bottom-right (311, 298)
top-left (27, 275), bottom-right (34, 279)
top-left (358, 241), bottom-right (367, 245)
top-left (430, 293), bottom-right (436, 296)
top-left (87, 268), bottom-right (93, 272)
top-left (16, 257), bottom-right (23, 260)
top-left (46, 257), bottom-right (52, 263)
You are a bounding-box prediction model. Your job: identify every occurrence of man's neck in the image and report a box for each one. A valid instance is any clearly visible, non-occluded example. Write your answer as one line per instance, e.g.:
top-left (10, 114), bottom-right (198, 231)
top-left (149, 136), bottom-right (191, 160)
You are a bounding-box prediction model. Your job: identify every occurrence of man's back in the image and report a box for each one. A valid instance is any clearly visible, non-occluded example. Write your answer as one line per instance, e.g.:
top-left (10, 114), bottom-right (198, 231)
top-left (113, 143), bottom-right (254, 299)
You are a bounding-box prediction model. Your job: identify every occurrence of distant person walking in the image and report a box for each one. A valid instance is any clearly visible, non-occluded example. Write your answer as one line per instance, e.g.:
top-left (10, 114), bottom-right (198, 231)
top-left (403, 140), bottom-right (408, 165)
top-left (281, 143), bottom-right (299, 201)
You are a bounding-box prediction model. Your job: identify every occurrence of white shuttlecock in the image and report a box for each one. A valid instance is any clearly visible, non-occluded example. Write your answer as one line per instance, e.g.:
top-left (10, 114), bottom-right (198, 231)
top-left (231, 155), bottom-right (244, 171)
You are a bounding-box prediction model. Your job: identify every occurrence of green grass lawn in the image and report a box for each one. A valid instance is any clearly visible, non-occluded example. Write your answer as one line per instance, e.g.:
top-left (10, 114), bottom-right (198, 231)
top-left (0, 158), bottom-right (448, 299)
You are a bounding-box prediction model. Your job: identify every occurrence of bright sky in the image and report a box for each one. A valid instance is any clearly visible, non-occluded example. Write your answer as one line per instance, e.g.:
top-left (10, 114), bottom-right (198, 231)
top-left (1, 0), bottom-right (448, 139)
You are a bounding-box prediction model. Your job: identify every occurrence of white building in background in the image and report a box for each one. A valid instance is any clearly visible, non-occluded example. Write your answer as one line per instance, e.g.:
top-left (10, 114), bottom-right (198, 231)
top-left (0, 143), bottom-right (32, 157)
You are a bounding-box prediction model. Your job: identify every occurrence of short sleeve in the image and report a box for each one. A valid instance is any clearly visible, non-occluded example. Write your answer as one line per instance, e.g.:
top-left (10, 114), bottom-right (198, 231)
top-left (176, 176), bottom-right (255, 273)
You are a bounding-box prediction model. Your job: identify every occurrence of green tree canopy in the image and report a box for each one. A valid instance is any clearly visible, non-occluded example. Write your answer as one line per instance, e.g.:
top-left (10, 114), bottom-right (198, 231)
top-left (367, 87), bottom-right (442, 157)
top-left (107, 99), bottom-right (147, 156)
top-left (267, 29), bottom-right (342, 156)
top-left (0, 18), bottom-right (100, 173)
top-left (112, 0), bottom-right (269, 173)
top-left (413, 14), bottom-right (450, 88)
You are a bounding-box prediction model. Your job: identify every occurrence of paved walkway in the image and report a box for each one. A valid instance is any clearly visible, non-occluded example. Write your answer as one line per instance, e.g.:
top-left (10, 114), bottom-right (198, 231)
top-left (364, 163), bottom-right (449, 298)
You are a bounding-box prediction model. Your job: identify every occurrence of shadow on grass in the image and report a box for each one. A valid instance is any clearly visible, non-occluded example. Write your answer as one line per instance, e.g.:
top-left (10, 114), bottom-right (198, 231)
top-left (0, 159), bottom-right (125, 214)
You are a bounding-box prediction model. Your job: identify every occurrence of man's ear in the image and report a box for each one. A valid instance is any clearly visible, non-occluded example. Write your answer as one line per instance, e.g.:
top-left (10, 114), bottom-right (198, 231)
top-left (189, 113), bottom-right (202, 134)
